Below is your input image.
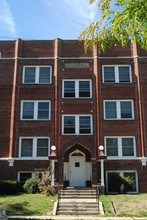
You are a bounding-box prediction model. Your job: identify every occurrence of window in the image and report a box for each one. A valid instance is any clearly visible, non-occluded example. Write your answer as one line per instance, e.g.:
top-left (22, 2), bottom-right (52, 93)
top-left (105, 137), bottom-right (136, 158)
top-left (19, 137), bottom-right (50, 158)
top-left (103, 65), bottom-right (132, 83)
top-left (23, 66), bottom-right (52, 84)
top-left (18, 172), bottom-right (35, 182)
top-left (21, 101), bottom-right (51, 120)
top-left (104, 100), bottom-right (134, 120)
top-left (106, 171), bottom-right (138, 194)
top-left (18, 172), bottom-right (36, 191)
top-left (63, 80), bottom-right (92, 98)
top-left (63, 115), bottom-right (92, 135)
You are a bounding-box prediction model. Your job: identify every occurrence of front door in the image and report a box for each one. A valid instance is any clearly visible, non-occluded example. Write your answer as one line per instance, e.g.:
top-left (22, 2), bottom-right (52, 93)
top-left (69, 151), bottom-right (86, 187)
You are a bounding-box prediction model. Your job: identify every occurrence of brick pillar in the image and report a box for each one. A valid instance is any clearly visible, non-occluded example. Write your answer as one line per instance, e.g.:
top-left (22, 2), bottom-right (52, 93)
top-left (133, 42), bottom-right (145, 157)
top-left (58, 157), bottom-right (64, 187)
top-left (91, 158), bottom-right (98, 186)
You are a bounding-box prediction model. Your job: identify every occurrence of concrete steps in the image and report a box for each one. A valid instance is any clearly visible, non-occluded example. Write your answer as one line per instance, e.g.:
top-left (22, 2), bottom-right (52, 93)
top-left (57, 188), bottom-right (99, 215)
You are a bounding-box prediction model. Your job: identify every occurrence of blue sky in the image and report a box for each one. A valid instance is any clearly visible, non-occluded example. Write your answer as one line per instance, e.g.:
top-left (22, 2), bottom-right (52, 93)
top-left (0, 0), bottom-right (98, 40)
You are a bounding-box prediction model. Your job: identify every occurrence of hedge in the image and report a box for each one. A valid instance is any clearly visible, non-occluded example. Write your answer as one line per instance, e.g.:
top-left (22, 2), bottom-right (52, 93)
top-left (0, 180), bottom-right (18, 194)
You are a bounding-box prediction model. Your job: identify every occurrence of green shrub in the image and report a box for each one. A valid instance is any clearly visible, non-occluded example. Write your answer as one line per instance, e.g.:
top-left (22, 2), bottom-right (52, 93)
top-left (36, 166), bottom-right (54, 196)
top-left (43, 185), bottom-right (55, 196)
top-left (23, 178), bottom-right (38, 194)
top-left (0, 180), bottom-right (18, 194)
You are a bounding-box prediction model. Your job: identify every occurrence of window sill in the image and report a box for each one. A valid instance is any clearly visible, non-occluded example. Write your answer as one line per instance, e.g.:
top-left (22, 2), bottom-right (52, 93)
top-left (106, 157), bottom-right (137, 160)
top-left (17, 157), bottom-right (49, 160)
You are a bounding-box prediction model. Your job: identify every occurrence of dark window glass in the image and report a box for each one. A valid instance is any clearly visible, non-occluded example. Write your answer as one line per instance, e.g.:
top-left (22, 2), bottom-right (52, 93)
top-left (122, 138), bottom-right (134, 156)
top-left (39, 67), bottom-right (51, 84)
top-left (64, 116), bottom-right (75, 134)
top-left (79, 116), bottom-right (91, 134)
top-left (38, 102), bottom-right (49, 119)
top-left (104, 67), bottom-right (115, 82)
top-left (21, 139), bottom-right (33, 157)
top-left (105, 102), bottom-right (117, 119)
top-left (20, 173), bottom-right (32, 183)
top-left (119, 67), bottom-right (130, 82)
top-left (106, 138), bottom-right (118, 156)
top-left (64, 81), bottom-right (75, 97)
top-left (79, 81), bottom-right (90, 97)
top-left (75, 162), bottom-right (80, 167)
top-left (120, 102), bottom-right (132, 118)
top-left (23, 102), bottom-right (34, 119)
top-left (24, 67), bottom-right (35, 84)
top-left (124, 172), bottom-right (136, 192)
top-left (108, 173), bottom-right (120, 193)
top-left (37, 139), bottom-right (48, 157)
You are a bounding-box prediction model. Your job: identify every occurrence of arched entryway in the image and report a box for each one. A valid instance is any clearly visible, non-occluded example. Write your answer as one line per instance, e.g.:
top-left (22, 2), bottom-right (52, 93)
top-left (64, 144), bottom-right (92, 187)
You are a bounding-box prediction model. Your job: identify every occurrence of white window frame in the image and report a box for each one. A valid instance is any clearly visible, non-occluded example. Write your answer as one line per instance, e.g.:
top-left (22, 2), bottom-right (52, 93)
top-left (17, 171), bottom-right (36, 181)
top-left (21, 100), bottom-right (51, 120)
top-left (102, 65), bottom-right (132, 83)
top-left (106, 170), bottom-right (139, 194)
top-left (22, 66), bottom-right (52, 84)
top-left (19, 137), bottom-right (50, 159)
top-left (104, 136), bottom-right (136, 159)
top-left (62, 114), bottom-right (93, 135)
top-left (62, 79), bottom-right (92, 98)
top-left (104, 100), bottom-right (134, 120)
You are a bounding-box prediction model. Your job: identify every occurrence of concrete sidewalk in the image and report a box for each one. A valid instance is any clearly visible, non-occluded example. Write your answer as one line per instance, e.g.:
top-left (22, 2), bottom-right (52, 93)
top-left (7, 216), bottom-right (147, 220)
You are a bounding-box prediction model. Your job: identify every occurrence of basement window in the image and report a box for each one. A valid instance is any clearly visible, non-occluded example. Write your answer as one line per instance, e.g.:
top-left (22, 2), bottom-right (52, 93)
top-left (106, 171), bottom-right (138, 194)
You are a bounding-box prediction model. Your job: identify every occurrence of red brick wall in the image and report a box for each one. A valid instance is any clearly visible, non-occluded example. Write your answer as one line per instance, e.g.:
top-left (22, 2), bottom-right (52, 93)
top-left (0, 39), bottom-right (147, 193)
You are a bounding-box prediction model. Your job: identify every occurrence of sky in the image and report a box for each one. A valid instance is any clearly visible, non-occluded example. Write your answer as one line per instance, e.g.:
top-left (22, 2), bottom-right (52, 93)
top-left (0, 0), bottom-right (98, 40)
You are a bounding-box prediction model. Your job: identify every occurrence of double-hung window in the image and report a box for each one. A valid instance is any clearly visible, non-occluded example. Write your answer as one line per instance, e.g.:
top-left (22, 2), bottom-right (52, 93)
top-left (19, 137), bottom-right (50, 158)
top-left (106, 171), bottom-right (138, 194)
top-left (63, 80), bottom-right (92, 98)
top-left (63, 115), bottom-right (92, 135)
top-left (21, 101), bottom-right (51, 120)
top-left (103, 65), bottom-right (132, 83)
top-left (104, 100), bottom-right (134, 120)
top-left (105, 136), bottom-right (136, 158)
top-left (23, 66), bottom-right (52, 84)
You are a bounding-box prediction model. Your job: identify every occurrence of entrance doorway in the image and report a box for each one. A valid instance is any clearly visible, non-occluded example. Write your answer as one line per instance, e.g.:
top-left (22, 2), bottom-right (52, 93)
top-left (69, 150), bottom-right (86, 187)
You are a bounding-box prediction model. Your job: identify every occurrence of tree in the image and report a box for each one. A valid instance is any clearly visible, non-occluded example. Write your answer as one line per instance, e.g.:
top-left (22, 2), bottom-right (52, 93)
top-left (79, 0), bottom-right (147, 52)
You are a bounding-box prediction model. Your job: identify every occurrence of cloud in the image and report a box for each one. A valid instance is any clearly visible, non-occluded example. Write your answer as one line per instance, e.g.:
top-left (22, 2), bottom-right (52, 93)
top-left (63, 0), bottom-right (97, 26)
top-left (42, 0), bottom-right (97, 28)
top-left (0, 0), bottom-right (16, 37)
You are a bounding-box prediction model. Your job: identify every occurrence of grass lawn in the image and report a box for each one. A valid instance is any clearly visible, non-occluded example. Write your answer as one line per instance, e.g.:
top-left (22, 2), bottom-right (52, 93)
top-left (0, 194), bottom-right (57, 216)
top-left (100, 193), bottom-right (147, 217)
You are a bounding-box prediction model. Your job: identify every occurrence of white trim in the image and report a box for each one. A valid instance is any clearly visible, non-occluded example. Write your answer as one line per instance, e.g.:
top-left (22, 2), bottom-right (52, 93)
top-left (104, 100), bottom-right (134, 120)
top-left (2, 55), bottom-right (147, 60)
top-left (62, 79), bottom-right (92, 98)
top-left (102, 65), bottom-right (132, 83)
top-left (21, 100), bottom-right (51, 120)
top-left (17, 171), bottom-right (36, 181)
top-left (104, 136), bottom-right (136, 159)
top-left (19, 137), bottom-right (50, 159)
top-left (22, 66), bottom-right (52, 84)
top-left (106, 170), bottom-right (139, 194)
top-left (62, 114), bottom-right (93, 135)
top-left (141, 157), bottom-right (147, 166)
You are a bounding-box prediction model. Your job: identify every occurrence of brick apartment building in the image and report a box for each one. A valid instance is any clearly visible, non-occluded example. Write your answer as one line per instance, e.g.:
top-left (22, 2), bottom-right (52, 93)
top-left (0, 38), bottom-right (147, 194)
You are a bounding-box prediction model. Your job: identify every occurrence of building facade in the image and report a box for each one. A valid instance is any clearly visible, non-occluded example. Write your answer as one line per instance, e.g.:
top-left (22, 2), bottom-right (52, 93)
top-left (0, 39), bottom-right (147, 194)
